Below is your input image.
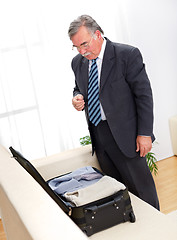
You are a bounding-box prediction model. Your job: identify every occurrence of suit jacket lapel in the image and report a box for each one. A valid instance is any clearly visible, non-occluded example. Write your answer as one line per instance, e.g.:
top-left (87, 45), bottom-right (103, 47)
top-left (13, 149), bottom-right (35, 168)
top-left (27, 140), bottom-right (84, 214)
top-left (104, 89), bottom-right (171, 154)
top-left (78, 39), bottom-right (115, 96)
top-left (100, 39), bottom-right (115, 92)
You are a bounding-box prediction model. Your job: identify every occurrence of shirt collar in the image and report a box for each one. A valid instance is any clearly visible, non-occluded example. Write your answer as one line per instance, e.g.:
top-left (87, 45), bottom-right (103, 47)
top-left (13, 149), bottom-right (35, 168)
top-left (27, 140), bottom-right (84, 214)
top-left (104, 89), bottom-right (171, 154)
top-left (98, 38), bottom-right (106, 60)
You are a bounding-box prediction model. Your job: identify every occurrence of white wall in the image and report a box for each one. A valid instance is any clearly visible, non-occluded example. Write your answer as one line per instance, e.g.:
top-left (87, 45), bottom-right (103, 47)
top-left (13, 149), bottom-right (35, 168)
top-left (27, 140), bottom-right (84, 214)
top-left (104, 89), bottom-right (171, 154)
top-left (121, 0), bottom-right (177, 160)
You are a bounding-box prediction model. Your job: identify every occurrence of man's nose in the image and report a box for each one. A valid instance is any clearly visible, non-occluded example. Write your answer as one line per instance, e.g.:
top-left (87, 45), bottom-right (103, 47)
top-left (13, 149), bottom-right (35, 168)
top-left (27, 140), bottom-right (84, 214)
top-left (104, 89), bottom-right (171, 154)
top-left (79, 48), bottom-right (86, 55)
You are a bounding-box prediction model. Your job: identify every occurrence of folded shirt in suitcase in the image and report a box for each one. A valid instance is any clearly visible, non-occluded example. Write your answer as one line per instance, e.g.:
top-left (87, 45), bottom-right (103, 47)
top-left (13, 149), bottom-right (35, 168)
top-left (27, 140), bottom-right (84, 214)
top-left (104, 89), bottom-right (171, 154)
top-left (48, 166), bottom-right (126, 206)
top-left (48, 166), bottom-right (103, 195)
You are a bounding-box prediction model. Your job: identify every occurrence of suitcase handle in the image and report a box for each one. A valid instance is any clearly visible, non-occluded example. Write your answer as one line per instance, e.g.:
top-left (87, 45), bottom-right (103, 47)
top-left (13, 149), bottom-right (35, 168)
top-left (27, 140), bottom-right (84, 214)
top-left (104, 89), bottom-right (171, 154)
top-left (85, 195), bottom-right (123, 213)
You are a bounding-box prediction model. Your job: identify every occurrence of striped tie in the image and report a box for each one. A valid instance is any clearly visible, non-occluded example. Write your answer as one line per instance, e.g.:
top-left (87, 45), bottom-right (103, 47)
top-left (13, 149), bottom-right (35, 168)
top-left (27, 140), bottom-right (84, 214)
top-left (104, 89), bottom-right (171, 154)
top-left (88, 58), bottom-right (101, 126)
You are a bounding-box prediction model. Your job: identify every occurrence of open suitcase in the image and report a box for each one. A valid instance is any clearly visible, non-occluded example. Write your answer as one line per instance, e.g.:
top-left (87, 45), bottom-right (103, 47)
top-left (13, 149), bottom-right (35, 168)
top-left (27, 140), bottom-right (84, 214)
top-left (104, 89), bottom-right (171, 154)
top-left (9, 146), bottom-right (136, 236)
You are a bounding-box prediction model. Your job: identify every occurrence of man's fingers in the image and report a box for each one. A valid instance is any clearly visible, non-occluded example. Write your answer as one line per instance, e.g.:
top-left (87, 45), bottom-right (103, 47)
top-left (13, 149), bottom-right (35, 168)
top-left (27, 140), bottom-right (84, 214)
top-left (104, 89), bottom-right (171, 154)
top-left (136, 136), bottom-right (152, 157)
top-left (72, 95), bottom-right (85, 111)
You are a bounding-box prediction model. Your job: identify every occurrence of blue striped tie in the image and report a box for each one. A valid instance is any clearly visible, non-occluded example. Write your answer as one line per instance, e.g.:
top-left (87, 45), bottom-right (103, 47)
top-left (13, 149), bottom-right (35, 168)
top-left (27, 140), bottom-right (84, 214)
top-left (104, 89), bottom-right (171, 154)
top-left (88, 58), bottom-right (101, 126)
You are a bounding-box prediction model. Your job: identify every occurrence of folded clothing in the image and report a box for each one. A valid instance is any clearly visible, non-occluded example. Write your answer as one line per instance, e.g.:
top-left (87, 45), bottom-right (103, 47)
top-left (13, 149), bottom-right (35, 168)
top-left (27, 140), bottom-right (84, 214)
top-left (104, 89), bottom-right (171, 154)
top-left (48, 166), bottom-right (103, 195)
top-left (64, 176), bottom-right (126, 207)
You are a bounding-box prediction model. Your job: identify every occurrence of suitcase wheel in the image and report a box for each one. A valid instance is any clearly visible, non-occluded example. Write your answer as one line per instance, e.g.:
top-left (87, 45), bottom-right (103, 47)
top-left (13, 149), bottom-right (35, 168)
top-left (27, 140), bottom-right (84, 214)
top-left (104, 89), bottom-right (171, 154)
top-left (129, 211), bottom-right (136, 223)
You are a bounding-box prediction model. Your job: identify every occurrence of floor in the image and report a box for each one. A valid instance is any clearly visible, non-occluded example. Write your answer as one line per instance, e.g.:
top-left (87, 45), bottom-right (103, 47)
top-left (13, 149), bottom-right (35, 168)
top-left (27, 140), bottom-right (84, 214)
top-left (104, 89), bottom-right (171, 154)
top-left (0, 155), bottom-right (177, 240)
top-left (152, 155), bottom-right (177, 214)
top-left (0, 222), bottom-right (6, 240)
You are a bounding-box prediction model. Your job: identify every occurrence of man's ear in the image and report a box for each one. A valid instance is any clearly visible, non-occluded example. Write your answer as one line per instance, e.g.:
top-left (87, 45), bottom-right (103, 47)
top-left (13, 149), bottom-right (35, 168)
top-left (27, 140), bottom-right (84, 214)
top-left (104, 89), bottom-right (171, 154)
top-left (94, 30), bottom-right (102, 40)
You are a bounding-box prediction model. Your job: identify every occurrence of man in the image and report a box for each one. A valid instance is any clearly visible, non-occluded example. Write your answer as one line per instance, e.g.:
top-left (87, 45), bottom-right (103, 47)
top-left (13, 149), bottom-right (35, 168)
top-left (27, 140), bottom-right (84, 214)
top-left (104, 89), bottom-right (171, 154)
top-left (68, 15), bottom-right (159, 210)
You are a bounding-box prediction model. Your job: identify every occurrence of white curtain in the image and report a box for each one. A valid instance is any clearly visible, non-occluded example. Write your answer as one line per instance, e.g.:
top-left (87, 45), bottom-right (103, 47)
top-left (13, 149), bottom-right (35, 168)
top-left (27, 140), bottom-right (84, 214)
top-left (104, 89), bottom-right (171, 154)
top-left (0, 0), bottom-right (176, 160)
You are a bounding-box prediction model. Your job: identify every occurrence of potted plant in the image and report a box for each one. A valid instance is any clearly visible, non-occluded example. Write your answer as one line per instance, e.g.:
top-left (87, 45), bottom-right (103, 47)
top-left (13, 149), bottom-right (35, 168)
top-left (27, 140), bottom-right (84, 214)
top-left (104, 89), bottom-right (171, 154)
top-left (80, 135), bottom-right (158, 175)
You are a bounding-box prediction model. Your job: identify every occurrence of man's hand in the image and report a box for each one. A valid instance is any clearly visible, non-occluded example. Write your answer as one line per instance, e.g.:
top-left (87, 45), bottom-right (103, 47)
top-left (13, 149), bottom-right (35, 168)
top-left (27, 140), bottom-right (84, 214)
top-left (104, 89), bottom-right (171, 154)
top-left (72, 94), bottom-right (85, 111)
top-left (136, 135), bottom-right (152, 157)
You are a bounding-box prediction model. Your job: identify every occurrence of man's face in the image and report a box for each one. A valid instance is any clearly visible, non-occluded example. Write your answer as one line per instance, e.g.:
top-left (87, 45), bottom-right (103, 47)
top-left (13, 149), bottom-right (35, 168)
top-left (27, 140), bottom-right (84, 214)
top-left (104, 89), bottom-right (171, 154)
top-left (71, 26), bottom-right (102, 60)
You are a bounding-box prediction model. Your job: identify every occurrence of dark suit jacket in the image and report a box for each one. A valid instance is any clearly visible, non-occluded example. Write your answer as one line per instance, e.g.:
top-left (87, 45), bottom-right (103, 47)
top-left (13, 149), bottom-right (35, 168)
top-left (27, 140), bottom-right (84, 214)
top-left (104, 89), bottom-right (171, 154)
top-left (72, 38), bottom-right (155, 158)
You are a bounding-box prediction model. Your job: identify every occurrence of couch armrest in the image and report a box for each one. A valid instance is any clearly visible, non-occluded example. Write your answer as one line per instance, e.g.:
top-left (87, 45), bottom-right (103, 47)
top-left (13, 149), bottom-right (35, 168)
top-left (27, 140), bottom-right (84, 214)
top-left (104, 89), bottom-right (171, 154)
top-left (169, 115), bottom-right (177, 155)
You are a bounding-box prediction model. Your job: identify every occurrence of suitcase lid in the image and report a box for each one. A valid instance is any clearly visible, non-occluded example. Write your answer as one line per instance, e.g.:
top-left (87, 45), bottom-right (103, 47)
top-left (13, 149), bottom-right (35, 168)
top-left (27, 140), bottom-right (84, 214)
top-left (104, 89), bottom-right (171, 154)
top-left (9, 146), bottom-right (70, 214)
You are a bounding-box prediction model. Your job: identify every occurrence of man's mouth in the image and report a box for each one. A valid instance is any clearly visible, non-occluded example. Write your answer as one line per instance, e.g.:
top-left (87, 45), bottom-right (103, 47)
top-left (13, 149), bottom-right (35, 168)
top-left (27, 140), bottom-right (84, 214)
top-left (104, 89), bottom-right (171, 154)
top-left (82, 52), bottom-right (91, 57)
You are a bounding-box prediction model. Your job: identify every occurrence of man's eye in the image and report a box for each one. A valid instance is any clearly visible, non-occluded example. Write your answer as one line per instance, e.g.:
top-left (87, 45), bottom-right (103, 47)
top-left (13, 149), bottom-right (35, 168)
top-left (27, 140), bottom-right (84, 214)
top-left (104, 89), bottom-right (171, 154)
top-left (83, 43), bottom-right (88, 48)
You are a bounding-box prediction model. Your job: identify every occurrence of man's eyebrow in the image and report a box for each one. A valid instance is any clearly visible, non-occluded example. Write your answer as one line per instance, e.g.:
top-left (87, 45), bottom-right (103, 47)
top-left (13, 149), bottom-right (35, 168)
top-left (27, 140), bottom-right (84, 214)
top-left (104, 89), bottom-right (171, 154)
top-left (73, 41), bottom-right (88, 47)
top-left (80, 41), bottom-right (88, 46)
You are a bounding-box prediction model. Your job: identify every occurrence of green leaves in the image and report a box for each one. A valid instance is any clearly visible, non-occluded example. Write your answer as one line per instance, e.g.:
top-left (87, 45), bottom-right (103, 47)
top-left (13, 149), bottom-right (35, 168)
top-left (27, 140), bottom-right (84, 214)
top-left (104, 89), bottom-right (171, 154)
top-left (79, 136), bottom-right (92, 146)
top-left (146, 152), bottom-right (158, 175)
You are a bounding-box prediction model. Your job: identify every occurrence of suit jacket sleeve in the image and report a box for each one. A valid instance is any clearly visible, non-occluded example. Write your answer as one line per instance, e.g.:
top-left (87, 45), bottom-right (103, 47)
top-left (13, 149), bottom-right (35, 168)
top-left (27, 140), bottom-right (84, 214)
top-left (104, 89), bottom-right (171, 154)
top-left (72, 58), bottom-right (81, 97)
top-left (125, 47), bottom-right (154, 137)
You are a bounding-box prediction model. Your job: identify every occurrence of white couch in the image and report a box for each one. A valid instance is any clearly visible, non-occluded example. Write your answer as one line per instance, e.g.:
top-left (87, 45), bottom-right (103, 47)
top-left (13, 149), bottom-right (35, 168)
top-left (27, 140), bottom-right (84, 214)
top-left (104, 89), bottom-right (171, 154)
top-left (0, 144), bottom-right (177, 240)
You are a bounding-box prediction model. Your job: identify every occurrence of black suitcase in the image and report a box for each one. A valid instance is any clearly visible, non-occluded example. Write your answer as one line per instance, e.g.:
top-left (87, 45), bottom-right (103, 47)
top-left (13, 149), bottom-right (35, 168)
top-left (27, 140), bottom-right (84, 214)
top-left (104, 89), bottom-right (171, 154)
top-left (9, 146), bottom-right (135, 236)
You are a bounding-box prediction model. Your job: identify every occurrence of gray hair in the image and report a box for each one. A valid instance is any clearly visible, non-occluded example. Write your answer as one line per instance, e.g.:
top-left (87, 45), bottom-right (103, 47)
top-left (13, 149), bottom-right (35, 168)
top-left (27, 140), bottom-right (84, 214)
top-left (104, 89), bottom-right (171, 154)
top-left (68, 15), bottom-right (104, 39)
